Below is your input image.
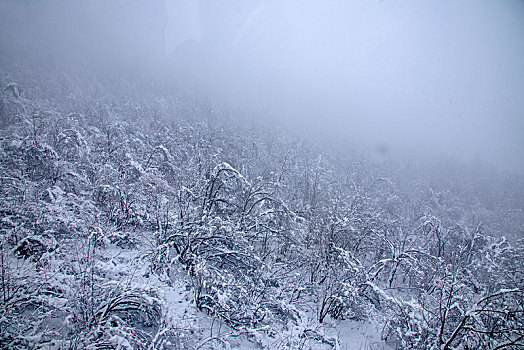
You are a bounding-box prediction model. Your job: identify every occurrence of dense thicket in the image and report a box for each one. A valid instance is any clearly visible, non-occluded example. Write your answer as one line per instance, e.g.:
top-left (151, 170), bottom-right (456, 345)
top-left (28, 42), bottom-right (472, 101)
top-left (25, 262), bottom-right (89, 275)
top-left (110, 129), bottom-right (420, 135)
top-left (0, 68), bottom-right (522, 349)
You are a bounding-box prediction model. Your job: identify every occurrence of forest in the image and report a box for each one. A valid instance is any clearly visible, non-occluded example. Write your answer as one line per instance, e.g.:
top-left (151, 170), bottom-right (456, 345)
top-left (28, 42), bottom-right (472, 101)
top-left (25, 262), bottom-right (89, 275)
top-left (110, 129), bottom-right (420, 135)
top-left (0, 62), bottom-right (522, 349)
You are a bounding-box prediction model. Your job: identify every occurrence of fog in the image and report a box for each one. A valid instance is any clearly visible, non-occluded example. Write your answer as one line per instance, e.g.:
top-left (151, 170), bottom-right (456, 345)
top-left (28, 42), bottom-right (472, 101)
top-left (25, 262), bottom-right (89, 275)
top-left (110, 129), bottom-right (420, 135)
top-left (1, 0), bottom-right (523, 173)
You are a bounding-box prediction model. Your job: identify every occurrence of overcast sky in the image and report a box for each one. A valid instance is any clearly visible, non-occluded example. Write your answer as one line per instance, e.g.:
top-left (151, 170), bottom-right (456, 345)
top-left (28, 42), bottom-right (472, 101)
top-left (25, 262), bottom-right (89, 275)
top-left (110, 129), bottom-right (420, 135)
top-left (165, 0), bottom-right (524, 173)
top-left (1, 0), bottom-right (523, 173)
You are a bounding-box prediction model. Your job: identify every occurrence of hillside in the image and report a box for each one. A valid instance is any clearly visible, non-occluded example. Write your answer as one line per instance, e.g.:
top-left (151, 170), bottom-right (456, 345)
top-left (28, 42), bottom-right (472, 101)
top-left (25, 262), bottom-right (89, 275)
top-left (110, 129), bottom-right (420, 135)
top-left (0, 68), bottom-right (523, 349)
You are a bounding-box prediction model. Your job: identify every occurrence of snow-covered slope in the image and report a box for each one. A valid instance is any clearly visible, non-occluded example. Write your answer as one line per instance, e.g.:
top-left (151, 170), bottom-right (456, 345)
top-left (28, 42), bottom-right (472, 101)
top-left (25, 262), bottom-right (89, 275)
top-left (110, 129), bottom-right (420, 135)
top-left (0, 70), bottom-right (522, 349)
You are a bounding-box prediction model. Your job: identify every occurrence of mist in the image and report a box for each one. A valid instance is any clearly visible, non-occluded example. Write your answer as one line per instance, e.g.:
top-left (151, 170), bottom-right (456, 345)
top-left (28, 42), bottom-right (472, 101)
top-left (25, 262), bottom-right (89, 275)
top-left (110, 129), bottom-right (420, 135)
top-left (165, 0), bottom-right (524, 173)
top-left (1, 0), bottom-right (523, 172)
top-left (2, 2), bottom-right (524, 348)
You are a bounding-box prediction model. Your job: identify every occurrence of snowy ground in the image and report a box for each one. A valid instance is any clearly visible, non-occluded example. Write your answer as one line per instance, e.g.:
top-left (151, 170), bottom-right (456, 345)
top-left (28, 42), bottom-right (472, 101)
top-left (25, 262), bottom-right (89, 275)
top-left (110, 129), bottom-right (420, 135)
top-left (324, 320), bottom-right (389, 350)
top-left (90, 242), bottom-right (392, 350)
